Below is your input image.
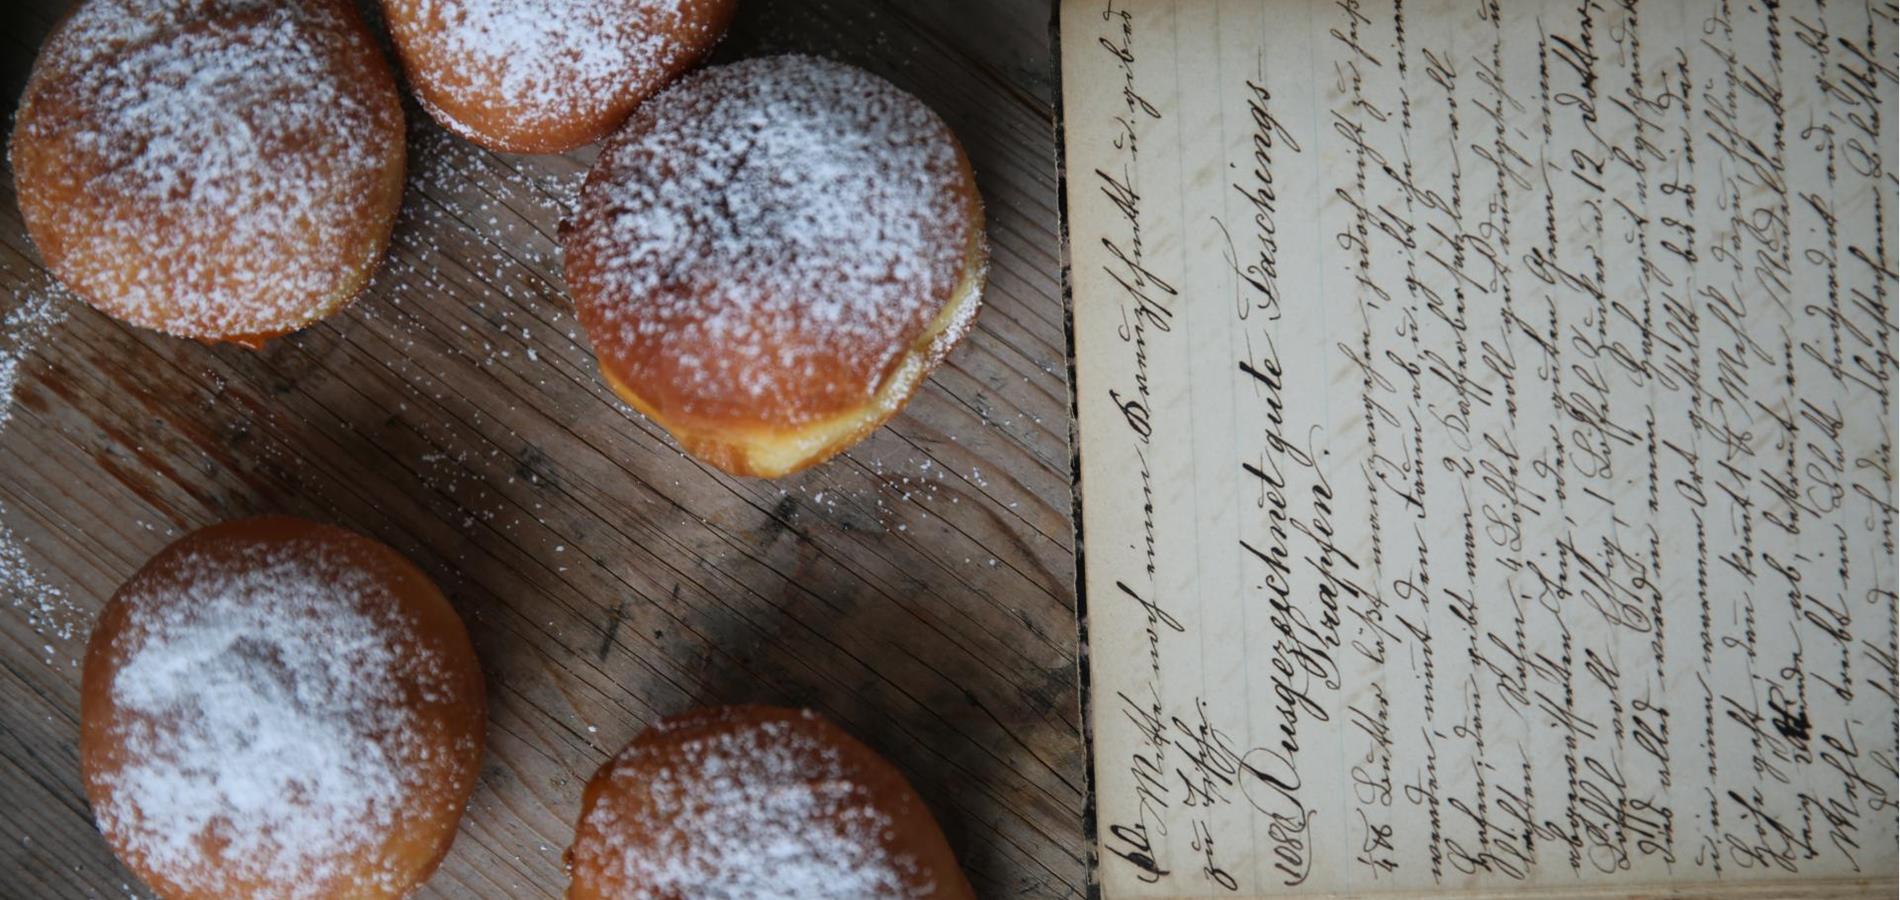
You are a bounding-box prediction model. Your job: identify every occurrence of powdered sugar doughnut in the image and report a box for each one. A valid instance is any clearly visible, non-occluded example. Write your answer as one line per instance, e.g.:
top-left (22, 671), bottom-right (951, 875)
top-left (564, 55), bottom-right (987, 478)
top-left (567, 706), bottom-right (974, 899)
top-left (9, 0), bottom-right (405, 347)
top-left (80, 517), bottom-right (485, 899)
top-left (382, 0), bottom-right (735, 153)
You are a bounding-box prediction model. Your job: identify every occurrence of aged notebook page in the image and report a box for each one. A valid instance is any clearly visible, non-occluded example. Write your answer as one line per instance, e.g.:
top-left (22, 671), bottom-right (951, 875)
top-left (1059, 0), bottom-right (1899, 897)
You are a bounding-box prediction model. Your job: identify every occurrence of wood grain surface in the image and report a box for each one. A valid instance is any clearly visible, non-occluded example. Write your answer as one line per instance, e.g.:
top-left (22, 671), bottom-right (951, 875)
top-left (0, 0), bottom-right (1083, 896)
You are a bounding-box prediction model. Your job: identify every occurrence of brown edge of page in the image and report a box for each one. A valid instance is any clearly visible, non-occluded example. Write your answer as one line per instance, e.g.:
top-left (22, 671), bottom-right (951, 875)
top-left (1046, 2), bottom-right (1105, 899)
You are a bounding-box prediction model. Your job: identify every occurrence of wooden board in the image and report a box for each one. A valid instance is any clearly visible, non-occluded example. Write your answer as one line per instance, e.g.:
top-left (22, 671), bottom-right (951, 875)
top-left (0, 0), bottom-right (1085, 896)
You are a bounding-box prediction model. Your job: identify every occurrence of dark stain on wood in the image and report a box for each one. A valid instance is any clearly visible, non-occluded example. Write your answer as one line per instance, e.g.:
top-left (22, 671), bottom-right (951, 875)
top-left (596, 596), bottom-right (630, 664)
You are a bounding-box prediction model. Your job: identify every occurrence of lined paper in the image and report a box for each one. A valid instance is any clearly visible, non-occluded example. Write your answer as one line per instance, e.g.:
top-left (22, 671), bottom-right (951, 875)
top-left (1060, 0), bottom-right (1899, 896)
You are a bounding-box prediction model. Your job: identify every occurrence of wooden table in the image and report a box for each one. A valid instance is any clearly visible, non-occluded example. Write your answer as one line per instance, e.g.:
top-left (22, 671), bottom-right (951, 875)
top-left (0, 0), bottom-right (1082, 895)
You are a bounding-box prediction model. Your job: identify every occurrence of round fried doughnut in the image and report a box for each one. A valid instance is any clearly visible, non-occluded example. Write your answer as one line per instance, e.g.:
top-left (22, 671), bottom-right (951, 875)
top-left (564, 55), bottom-right (987, 478)
top-left (9, 0), bottom-right (405, 347)
top-left (567, 706), bottom-right (975, 899)
top-left (80, 517), bottom-right (485, 899)
top-left (381, 0), bottom-right (736, 153)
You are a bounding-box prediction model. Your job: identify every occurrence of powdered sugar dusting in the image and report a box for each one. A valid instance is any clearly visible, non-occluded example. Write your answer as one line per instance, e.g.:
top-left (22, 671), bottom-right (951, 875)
top-left (93, 539), bottom-right (442, 897)
top-left (0, 287), bottom-right (65, 433)
top-left (569, 54), bottom-right (980, 426)
top-left (0, 284), bottom-right (80, 663)
top-left (397, 0), bottom-right (687, 128)
top-left (10, 0), bottom-right (401, 339)
top-left (0, 517), bottom-right (80, 663)
top-left (583, 712), bottom-right (928, 898)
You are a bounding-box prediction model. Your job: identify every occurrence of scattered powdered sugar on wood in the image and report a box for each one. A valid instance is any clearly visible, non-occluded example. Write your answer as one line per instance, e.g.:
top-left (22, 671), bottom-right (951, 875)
top-left (585, 713), bottom-right (928, 898)
top-left (0, 286), bottom-right (65, 433)
top-left (94, 540), bottom-right (444, 897)
top-left (11, 0), bottom-right (399, 337)
top-left (0, 518), bottom-right (80, 665)
top-left (0, 283), bottom-right (80, 663)
top-left (570, 54), bottom-right (977, 424)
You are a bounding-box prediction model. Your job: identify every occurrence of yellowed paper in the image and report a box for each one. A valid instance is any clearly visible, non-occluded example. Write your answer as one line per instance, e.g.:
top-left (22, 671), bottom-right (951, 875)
top-left (1059, 0), bottom-right (1900, 896)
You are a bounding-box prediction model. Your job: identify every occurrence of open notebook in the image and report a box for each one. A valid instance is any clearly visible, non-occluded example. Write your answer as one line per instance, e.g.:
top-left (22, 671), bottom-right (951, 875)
top-left (1057, 0), bottom-right (1899, 896)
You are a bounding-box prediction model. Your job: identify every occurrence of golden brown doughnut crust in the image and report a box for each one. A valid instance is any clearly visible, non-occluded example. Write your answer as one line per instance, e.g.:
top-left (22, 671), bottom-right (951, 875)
top-left (565, 56), bottom-right (987, 478)
top-left (381, 0), bottom-right (736, 154)
top-left (568, 705), bottom-right (975, 899)
top-left (81, 517), bottom-right (485, 899)
top-left (9, 0), bottom-right (405, 347)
